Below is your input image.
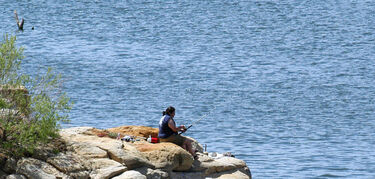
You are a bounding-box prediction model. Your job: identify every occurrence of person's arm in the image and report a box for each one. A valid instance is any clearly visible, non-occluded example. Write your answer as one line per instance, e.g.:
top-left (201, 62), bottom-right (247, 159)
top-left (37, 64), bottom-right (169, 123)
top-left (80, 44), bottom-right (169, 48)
top-left (168, 119), bottom-right (185, 132)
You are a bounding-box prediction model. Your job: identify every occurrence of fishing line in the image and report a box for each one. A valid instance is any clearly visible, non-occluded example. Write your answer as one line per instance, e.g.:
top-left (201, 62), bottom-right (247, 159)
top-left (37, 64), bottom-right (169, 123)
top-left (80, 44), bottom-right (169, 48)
top-left (179, 105), bottom-right (217, 135)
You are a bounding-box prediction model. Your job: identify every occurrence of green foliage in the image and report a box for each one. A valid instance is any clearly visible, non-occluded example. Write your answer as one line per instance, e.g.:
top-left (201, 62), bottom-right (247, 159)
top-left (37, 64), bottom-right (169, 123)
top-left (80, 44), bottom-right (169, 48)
top-left (0, 98), bottom-right (9, 108)
top-left (108, 132), bottom-right (118, 139)
top-left (0, 34), bottom-right (72, 157)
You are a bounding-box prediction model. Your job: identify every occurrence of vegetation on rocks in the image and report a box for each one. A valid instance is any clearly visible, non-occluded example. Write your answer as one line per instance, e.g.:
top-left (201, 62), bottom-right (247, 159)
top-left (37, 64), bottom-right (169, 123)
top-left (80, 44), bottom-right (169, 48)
top-left (0, 34), bottom-right (72, 157)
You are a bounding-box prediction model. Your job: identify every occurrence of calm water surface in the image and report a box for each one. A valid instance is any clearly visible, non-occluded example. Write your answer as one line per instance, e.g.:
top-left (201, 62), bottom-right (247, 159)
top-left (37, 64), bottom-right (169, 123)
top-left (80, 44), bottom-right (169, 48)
top-left (1, 0), bottom-right (375, 178)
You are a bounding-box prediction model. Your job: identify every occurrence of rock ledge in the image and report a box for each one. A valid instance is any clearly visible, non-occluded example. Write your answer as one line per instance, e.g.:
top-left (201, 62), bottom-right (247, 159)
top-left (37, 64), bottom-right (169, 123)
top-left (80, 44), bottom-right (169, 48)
top-left (0, 126), bottom-right (251, 179)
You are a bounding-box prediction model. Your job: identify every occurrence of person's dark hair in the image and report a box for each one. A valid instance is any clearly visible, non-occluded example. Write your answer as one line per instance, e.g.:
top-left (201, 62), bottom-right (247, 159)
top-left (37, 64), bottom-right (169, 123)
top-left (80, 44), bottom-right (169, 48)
top-left (163, 106), bottom-right (175, 116)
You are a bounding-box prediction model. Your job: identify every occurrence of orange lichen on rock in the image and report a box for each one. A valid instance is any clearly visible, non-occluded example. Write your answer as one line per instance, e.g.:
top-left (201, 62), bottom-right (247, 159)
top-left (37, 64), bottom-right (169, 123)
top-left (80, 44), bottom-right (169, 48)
top-left (107, 125), bottom-right (159, 138)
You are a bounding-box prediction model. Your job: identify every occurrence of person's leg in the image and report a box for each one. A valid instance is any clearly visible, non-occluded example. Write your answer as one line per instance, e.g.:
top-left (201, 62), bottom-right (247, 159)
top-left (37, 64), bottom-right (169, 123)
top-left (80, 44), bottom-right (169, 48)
top-left (164, 135), bottom-right (198, 159)
top-left (182, 141), bottom-right (188, 150)
top-left (183, 138), bottom-right (197, 159)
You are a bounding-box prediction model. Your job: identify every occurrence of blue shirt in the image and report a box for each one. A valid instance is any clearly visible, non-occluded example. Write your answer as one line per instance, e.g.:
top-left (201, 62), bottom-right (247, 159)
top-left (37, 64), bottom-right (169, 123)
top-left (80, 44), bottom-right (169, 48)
top-left (158, 114), bottom-right (177, 138)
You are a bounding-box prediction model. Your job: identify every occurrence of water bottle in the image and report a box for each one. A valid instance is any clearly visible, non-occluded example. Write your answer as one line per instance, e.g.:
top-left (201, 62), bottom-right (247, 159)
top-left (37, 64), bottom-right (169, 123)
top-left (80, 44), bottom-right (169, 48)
top-left (147, 135), bottom-right (151, 143)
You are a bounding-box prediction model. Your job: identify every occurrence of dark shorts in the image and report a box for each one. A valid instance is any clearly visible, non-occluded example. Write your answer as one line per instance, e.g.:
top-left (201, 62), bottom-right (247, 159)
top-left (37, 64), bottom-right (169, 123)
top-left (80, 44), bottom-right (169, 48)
top-left (159, 134), bottom-right (186, 146)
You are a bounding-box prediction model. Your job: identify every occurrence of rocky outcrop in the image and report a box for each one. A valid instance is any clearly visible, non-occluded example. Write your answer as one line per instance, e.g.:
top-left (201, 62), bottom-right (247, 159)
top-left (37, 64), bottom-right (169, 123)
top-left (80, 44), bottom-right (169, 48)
top-left (107, 126), bottom-right (159, 138)
top-left (46, 152), bottom-right (91, 178)
top-left (16, 158), bottom-right (69, 179)
top-left (0, 126), bottom-right (251, 179)
top-left (134, 142), bottom-right (194, 171)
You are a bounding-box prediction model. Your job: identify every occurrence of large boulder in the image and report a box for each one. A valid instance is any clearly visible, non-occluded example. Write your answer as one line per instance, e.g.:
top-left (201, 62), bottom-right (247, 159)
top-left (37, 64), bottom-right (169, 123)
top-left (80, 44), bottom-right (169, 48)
top-left (134, 142), bottom-right (193, 171)
top-left (16, 158), bottom-right (70, 179)
top-left (191, 155), bottom-right (247, 175)
top-left (46, 152), bottom-right (90, 178)
top-left (89, 158), bottom-right (127, 179)
top-left (89, 158), bottom-right (124, 170)
top-left (104, 145), bottom-right (153, 170)
top-left (215, 157), bottom-right (248, 169)
top-left (90, 166), bottom-right (127, 179)
top-left (60, 127), bottom-right (153, 170)
top-left (60, 127), bottom-right (94, 136)
top-left (69, 142), bottom-right (108, 158)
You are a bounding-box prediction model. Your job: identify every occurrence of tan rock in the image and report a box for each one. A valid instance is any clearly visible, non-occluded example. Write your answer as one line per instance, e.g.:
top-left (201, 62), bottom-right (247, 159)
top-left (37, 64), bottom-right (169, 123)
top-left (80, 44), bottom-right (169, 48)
top-left (96, 140), bottom-right (153, 169)
top-left (60, 127), bottom-right (153, 169)
top-left (107, 126), bottom-right (159, 138)
top-left (89, 158), bottom-right (127, 179)
top-left (69, 171), bottom-right (90, 179)
top-left (60, 127), bottom-right (94, 137)
top-left (134, 166), bottom-right (169, 179)
top-left (89, 158), bottom-right (124, 170)
top-left (191, 156), bottom-right (246, 175)
top-left (57, 126), bottom-right (251, 179)
top-left (89, 165), bottom-right (127, 179)
top-left (71, 142), bottom-right (108, 158)
top-left (215, 157), bottom-right (247, 168)
top-left (112, 170), bottom-right (147, 179)
top-left (5, 174), bottom-right (27, 179)
top-left (60, 129), bottom-right (106, 146)
top-left (46, 152), bottom-right (90, 178)
top-left (16, 158), bottom-right (70, 179)
top-left (135, 142), bottom-right (193, 171)
top-left (104, 146), bottom-right (153, 170)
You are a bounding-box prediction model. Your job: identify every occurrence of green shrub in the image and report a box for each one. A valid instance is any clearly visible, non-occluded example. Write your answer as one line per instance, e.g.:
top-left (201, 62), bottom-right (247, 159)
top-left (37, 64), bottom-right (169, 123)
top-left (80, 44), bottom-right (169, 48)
top-left (0, 34), bottom-right (72, 157)
top-left (0, 98), bottom-right (8, 108)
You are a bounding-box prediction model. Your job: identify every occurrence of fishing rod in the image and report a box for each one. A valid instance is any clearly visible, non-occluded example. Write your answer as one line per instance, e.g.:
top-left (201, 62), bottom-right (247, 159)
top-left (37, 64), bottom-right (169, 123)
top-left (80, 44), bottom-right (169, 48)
top-left (179, 106), bottom-right (216, 135)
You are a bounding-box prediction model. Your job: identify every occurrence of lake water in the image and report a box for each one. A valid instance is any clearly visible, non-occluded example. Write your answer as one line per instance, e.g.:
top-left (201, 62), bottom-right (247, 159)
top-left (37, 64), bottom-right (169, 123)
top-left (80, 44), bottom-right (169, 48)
top-left (1, 0), bottom-right (375, 178)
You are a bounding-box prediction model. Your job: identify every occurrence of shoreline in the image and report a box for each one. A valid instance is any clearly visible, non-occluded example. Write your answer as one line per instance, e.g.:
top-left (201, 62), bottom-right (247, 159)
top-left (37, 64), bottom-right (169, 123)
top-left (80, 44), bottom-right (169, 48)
top-left (1, 126), bottom-right (251, 179)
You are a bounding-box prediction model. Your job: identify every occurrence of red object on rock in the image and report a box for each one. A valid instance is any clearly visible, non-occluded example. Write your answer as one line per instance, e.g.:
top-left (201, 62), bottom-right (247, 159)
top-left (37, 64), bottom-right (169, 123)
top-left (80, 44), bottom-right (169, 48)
top-left (151, 137), bottom-right (158, 143)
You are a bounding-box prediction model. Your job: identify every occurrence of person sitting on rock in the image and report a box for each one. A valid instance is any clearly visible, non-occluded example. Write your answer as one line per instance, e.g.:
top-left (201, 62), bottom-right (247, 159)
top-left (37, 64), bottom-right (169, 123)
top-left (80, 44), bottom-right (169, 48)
top-left (158, 106), bottom-right (198, 160)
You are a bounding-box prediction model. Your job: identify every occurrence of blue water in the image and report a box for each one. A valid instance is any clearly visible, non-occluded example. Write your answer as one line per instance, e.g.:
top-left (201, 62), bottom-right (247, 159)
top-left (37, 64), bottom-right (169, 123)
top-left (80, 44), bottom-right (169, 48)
top-left (2, 0), bottom-right (375, 178)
